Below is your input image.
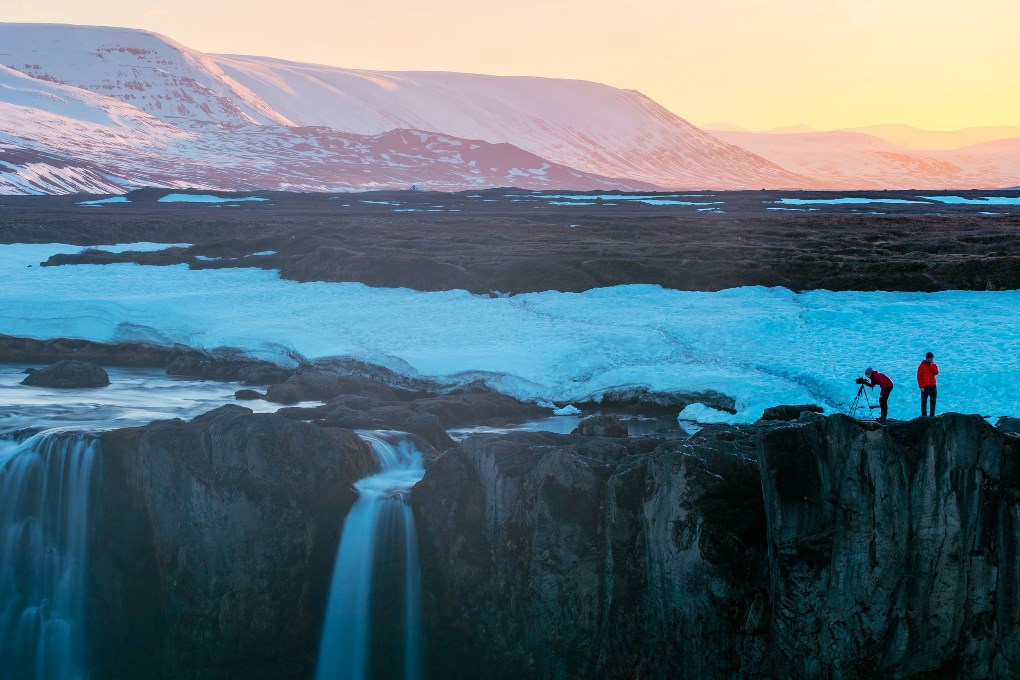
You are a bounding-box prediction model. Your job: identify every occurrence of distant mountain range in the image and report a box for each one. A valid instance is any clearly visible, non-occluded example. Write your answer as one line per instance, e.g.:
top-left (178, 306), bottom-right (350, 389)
top-left (0, 23), bottom-right (1017, 194)
top-left (703, 123), bottom-right (1020, 190)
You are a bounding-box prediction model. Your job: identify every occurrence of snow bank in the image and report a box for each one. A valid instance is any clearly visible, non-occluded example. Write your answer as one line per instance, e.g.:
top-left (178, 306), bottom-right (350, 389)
top-left (156, 194), bottom-right (268, 204)
top-left (2, 244), bottom-right (1018, 423)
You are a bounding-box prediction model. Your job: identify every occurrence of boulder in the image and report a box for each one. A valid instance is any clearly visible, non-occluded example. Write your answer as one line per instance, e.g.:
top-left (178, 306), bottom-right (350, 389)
top-left (20, 360), bottom-right (110, 388)
top-left (402, 412), bottom-right (456, 451)
top-left (233, 388), bottom-right (264, 400)
top-left (264, 371), bottom-right (344, 404)
top-left (572, 414), bottom-right (628, 437)
top-left (759, 404), bottom-right (824, 421)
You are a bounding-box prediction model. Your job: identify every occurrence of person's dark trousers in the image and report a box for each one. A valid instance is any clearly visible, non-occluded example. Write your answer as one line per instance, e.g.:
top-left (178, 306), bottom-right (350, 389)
top-left (922, 385), bottom-right (937, 416)
top-left (879, 386), bottom-right (892, 421)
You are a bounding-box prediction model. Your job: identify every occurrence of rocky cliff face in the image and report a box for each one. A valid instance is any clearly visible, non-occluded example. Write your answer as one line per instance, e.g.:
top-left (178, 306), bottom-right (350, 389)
top-left (761, 413), bottom-right (1020, 679)
top-left (75, 404), bottom-right (1020, 678)
top-left (410, 427), bottom-right (769, 678)
top-left (412, 414), bottom-right (1020, 679)
top-left (88, 405), bottom-right (377, 678)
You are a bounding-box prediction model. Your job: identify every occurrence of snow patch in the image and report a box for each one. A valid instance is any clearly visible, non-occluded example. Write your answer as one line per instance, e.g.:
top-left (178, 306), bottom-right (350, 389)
top-left (77, 196), bottom-right (130, 206)
top-left (157, 194), bottom-right (268, 204)
top-left (920, 196), bottom-right (1020, 206)
top-left (552, 404), bottom-right (582, 416)
top-left (774, 197), bottom-right (928, 205)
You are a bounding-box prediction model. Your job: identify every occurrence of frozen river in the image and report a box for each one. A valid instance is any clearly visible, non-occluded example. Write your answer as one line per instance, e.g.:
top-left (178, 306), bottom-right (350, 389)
top-left (2, 243), bottom-right (1018, 423)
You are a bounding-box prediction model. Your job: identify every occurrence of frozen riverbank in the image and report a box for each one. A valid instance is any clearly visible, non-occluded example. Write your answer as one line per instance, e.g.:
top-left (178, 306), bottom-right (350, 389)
top-left (2, 243), bottom-right (1018, 422)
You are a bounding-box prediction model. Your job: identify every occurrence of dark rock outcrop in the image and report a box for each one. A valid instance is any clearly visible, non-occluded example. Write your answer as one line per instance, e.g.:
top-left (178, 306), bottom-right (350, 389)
top-left (162, 353), bottom-right (295, 385)
top-left (996, 416), bottom-right (1020, 435)
top-left (20, 359), bottom-right (110, 387)
top-left (571, 414), bottom-right (628, 437)
top-left (88, 405), bottom-right (377, 679)
top-left (759, 403), bottom-right (824, 421)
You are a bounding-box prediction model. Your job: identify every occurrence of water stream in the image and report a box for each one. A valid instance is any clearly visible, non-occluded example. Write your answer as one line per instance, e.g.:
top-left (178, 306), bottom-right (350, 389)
top-left (316, 432), bottom-right (426, 680)
top-left (0, 431), bottom-right (98, 680)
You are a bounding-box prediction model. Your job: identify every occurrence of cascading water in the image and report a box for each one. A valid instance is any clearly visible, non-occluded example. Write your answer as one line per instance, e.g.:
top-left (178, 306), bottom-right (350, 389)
top-left (316, 432), bottom-right (426, 680)
top-left (0, 431), bottom-right (98, 680)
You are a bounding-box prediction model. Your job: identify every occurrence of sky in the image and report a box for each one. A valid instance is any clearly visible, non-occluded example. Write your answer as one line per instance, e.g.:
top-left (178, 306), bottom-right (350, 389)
top-left (4, 0), bottom-right (1019, 131)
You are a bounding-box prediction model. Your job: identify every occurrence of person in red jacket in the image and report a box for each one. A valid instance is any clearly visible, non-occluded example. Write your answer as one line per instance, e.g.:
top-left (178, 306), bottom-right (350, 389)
top-left (863, 367), bottom-right (894, 422)
top-left (917, 351), bottom-right (939, 416)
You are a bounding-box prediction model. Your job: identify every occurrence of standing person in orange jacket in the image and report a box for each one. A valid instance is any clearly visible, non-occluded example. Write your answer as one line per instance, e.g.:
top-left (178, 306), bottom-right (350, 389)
top-left (863, 367), bottom-right (894, 422)
top-left (917, 352), bottom-right (939, 417)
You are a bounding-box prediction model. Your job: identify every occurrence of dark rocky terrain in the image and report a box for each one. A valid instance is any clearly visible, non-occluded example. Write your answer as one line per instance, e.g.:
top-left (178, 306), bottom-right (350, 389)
top-left (3, 188), bottom-right (1020, 293)
top-left (73, 401), bottom-right (1020, 679)
top-left (411, 413), bottom-right (1020, 679)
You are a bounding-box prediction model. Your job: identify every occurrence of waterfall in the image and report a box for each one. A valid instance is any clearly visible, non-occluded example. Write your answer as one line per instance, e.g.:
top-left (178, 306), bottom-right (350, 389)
top-left (0, 431), bottom-right (98, 680)
top-left (316, 432), bottom-right (426, 680)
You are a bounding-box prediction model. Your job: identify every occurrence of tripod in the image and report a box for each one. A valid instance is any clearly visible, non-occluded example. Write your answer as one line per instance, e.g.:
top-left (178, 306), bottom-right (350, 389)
top-left (848, 383), bottom-right (881, 420)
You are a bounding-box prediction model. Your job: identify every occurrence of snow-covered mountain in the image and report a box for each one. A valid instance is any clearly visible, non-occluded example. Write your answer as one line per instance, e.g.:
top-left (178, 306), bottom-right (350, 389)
top-left (0, 23), bottom-right (813, 194)
top-left (0, 55), bottom-right (644, 194)
top-left (210, 55), bottom-right (810, 190)
top-left (713, 129), bottom-right (1020, 190)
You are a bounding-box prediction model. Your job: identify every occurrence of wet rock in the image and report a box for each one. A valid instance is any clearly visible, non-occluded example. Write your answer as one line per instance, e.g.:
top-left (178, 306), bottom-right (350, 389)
top-left (759, 404), bottom-right (824, 421)
top-left (264, 371), bottom-right (344, 404)
top-left (165, 352), bottom-right (294, 384)
top-left (571, 414), bottom-right (628, 437)
top-left (234, 388), bottom-right (264, 400)
top-left (20, 359), bottom-right (110, 388)
top-left (402, 412), bottom-right (456, 451)
top-left (0, 334), bottom-right (178, 367)
top-left (89, 405), bottom-right (377, 679)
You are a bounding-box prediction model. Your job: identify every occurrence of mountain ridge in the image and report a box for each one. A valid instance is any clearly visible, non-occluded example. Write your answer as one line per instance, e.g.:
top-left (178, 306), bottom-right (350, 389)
top-left (0, 22), bottom-right (813, 194)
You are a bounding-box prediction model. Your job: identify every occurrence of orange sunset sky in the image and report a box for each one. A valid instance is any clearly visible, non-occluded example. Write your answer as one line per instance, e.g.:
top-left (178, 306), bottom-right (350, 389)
top-left (5, 0), bottom-right (1019, 132)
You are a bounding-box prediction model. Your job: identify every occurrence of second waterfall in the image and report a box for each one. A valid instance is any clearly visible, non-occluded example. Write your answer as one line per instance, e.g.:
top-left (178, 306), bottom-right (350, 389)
top-left (316, 431), bottom-right (426, 680)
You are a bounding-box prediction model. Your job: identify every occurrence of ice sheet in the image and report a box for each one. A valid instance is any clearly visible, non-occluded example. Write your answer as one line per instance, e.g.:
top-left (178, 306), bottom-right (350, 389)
top-left (2, 244), bottom-right (1017, 423)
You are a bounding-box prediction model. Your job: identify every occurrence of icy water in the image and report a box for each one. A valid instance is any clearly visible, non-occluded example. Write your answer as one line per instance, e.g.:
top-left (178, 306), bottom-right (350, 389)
top-left (0, 364), bottom-right (304, 434)
top-left (316, 432), bottom-right (425, 680)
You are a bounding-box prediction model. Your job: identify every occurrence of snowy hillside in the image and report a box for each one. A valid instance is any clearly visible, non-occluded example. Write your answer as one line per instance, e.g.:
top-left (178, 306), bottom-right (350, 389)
top-left (0, 25), bottom-right (658, 194)
top-left (0, 24), bottom-right (289, 127)
top-left (0, 22), bottom-right (815, 194)
top-left (211, 55), bottom-right (812, 190)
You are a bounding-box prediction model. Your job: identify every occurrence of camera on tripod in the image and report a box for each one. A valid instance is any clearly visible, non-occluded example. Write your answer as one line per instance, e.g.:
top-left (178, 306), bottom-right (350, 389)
top-left (855, 377), bottom-right (867, 385)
